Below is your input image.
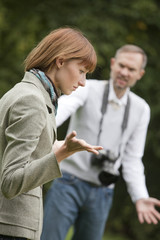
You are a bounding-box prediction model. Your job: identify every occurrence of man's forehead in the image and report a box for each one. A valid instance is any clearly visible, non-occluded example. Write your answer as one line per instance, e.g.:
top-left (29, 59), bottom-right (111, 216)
top-left (116, 52), bottom-right (143, 68)
top-left (117, 52), bottom-right (143, 60)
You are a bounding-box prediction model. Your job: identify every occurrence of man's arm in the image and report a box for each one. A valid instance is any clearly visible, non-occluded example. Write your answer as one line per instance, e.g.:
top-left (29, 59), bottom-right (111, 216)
top-left (122, 102), bottom-right (150, 202)
top-left (122, 100), bottom-right (160, 224)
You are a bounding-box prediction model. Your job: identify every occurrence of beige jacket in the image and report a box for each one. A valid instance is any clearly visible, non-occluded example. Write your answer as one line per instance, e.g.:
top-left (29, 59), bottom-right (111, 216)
top-left (0, 72), bottom-right (61, 239)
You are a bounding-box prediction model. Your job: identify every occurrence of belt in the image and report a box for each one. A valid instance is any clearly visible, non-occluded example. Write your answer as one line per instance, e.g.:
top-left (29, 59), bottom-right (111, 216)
top-left (85, 181), bottom-right (101, 187)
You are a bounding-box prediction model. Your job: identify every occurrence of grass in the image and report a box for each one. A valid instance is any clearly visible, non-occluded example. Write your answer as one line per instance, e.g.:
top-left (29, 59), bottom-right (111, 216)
top-left (65, 227), bottom-right (129, 240)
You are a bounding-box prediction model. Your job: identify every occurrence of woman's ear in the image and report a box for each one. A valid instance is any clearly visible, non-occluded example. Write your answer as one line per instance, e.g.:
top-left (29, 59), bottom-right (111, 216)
top-left (56, 57), bottom-right (64, 69)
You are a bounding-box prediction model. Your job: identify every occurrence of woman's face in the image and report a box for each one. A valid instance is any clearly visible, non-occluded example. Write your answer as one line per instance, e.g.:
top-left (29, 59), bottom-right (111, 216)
top-left (47, 59), bottom-right (88, 95)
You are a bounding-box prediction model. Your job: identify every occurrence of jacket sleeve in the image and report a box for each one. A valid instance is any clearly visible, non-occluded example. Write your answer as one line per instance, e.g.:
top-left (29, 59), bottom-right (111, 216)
top-left (1, 94), bottom-right (61, 199)
top-left (122, 102), bottom-right (150, 203)
top-left (56, 81), bottom-right (89, 127)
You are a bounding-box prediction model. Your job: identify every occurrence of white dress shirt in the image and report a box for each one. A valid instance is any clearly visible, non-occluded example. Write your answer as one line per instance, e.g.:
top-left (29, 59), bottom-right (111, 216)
top-left (56, 79), bottom-right (150, 202)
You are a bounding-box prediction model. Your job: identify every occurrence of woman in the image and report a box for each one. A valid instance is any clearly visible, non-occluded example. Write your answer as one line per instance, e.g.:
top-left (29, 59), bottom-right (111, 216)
top-left (0, 27), bottom-right (102, 240)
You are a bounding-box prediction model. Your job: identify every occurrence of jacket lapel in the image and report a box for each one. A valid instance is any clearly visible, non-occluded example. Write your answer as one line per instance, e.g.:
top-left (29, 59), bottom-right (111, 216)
top-left (22, 72), bottom-right (57, 136)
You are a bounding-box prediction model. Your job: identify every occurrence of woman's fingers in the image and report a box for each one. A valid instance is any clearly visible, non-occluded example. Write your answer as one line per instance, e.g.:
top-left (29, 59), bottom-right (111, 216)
top-left (66, 131), bottom-right (77, 140)
top-left (65, 131), bottom-right (103, 154)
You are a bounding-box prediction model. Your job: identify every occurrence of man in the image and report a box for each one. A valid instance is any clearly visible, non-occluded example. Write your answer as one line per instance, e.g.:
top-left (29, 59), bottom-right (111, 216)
top-left (41, 45), bottom-right (160, 240)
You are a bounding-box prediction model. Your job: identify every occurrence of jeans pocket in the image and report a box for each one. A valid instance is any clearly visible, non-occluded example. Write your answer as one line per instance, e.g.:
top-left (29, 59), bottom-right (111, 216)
top-left (103, 187), bottom-right (114, 200)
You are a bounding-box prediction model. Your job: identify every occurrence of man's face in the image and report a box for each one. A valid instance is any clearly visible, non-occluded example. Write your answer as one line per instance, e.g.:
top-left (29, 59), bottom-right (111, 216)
top-left (110, 52), bottom-right (145, 93)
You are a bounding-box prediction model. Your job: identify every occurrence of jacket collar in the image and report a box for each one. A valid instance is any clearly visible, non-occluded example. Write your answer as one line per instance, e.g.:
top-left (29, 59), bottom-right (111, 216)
top-left (22, 71), bottom-right (54, 114)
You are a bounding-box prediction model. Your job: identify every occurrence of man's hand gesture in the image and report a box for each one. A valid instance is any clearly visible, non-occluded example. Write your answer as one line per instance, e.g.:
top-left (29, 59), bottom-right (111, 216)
top-left (136, 197), bottom-right (160, 224)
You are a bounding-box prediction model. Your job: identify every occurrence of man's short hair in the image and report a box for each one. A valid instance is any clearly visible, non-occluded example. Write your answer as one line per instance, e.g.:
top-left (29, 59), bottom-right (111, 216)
top-left (115, 44), bottom-right (147, 69)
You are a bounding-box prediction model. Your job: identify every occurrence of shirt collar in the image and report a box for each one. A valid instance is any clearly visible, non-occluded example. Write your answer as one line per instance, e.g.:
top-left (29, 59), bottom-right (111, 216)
top-left (108, 79), bottom-right (129, 106)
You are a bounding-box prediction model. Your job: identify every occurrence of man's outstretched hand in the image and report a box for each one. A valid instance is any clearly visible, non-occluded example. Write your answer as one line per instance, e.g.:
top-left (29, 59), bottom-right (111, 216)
top-left (136, 197), bottom-right (160, 224)
top-left (53, 131), bottom-right (103, 163)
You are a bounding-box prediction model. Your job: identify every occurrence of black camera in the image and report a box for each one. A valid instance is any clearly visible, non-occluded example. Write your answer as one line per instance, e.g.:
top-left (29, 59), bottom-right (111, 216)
top-left (91, 149), bottom-right (120, 186)
top-left (91, 149), bottom-right (118, 167)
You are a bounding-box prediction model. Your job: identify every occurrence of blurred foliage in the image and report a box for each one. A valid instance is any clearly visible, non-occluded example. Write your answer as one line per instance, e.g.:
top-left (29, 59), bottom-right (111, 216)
top-left (65, 226), bottom-right (129, 240)
top-left (0, 0), bottom-right (160, 239)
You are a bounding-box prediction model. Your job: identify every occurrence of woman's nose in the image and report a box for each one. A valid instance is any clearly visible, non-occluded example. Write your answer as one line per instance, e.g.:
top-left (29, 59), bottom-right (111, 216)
top-left (78, 77), bottom-right (86, 87)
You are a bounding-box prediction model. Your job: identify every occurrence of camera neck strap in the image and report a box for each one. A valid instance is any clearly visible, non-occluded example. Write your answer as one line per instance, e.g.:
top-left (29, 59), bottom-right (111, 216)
top-left (97, 81), bottom-right (130, 145)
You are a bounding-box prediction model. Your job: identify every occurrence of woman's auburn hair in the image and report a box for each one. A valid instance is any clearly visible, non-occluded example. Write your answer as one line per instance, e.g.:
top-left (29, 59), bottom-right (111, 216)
top-left (24, 27), bottom-right (97, 73)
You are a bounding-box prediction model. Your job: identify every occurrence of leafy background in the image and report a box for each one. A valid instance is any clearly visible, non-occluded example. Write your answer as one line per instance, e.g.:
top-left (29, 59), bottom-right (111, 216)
top-left (0, 0), bottom-right (160, 239)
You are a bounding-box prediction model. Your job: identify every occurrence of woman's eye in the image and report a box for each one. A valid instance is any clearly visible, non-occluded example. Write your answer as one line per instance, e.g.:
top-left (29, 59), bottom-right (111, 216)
top-left (80, 70), bottom-right (84, 74)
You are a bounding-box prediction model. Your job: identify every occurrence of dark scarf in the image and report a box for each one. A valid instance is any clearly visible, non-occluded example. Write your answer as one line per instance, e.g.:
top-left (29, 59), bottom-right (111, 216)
top-left (29, 68), bottom-right (59, 114)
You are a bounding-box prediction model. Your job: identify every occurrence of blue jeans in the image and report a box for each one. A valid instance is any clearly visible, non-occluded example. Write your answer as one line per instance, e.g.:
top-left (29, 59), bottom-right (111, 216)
top-left (0, 236), bottom-right (26, 240)
top-left (41, 172), bottom-right (114, 240)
